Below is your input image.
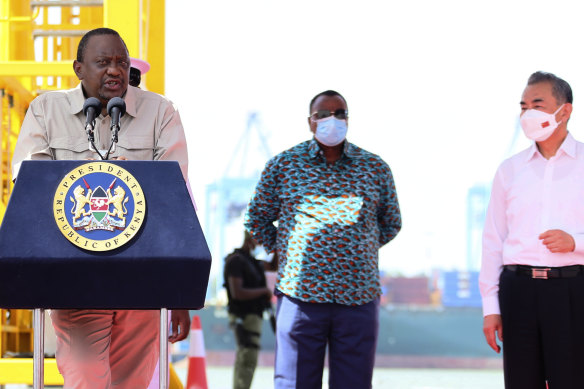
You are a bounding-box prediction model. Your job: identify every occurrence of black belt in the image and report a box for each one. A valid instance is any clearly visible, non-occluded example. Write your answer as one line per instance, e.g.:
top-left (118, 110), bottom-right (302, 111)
top-left (504, 264), bottom-right (584, 279)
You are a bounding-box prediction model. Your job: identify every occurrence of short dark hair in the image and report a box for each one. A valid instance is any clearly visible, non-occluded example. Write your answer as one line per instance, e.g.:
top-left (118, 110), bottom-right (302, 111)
top-left (309, 90), bottom-right (348, 113)
top-left (527, 71), bottom-right (573, 105)
top-left (76, 27), bottom-right (128, 62)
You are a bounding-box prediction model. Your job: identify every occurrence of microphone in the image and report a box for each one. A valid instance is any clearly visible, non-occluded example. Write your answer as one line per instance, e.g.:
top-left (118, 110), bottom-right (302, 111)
top-left (107, 97), bottom-right (126, 131)
top-left (83, 97), bottom-right (102, 139)
top-left (107, 97), bottom-right (126, 144)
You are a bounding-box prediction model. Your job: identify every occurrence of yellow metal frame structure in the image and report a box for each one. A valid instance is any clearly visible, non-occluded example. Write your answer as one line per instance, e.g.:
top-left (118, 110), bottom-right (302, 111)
top-left (0, 359), bottom-right (184, 387)
top-left (0, 1), bottom-right (181, 387)
top-left (0, 0), bottom-right (166, 220)
top-left (0, 359), bottom-right (63, 386)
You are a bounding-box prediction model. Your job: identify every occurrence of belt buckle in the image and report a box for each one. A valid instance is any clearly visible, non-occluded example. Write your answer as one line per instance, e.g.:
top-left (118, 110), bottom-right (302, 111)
top-left (532, 268), bottom-right (551, 279)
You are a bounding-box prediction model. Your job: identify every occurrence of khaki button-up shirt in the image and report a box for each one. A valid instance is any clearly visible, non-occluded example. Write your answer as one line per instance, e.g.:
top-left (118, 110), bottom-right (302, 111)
top-left (12, 84), bottom-right (189, 181)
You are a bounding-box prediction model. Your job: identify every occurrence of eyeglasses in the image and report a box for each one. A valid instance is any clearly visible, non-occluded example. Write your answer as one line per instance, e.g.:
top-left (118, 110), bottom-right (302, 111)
top-left (310, 109), bottom-right (348, 121)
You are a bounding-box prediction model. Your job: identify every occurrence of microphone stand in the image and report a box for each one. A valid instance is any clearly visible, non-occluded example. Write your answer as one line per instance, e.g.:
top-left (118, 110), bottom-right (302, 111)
top-left (104, 98), bottom-right (125, 160)
top-left (85, 122), bottom-right (96, 150)
top-left (104, 120), bottom-right (120, 160)
top-left (85, 121), bottom-right (108, 161)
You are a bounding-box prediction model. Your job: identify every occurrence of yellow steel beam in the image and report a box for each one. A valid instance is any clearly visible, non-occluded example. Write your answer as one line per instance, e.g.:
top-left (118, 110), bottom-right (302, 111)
top-left (170, 363), bottom-right (184, 389)
top-left (0, 358), bottom-right (183, 387)
top-left (0, 61), bottom-right (74, 77)
top-left (0, 77), bottom-right (33, 103)
top-left (0, 6), bottom-right (41, 23)
top-left (104, 0), bottom-right (140, 59)
top-left (0, 358), bottom-right (63, 385)
top-left (145, 0), bottom-right (165, 94)
top-left (104, 0), bottom-right (165, 94)
top-left (1, 0), bottom-right (35, 61)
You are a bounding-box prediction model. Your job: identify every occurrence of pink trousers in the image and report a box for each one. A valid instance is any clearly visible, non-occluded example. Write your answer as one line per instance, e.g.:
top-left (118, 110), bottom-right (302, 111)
top-left (50, 309), bottom-right (160, 389)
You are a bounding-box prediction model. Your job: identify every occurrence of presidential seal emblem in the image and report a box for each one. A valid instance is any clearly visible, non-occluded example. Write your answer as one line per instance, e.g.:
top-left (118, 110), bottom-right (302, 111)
top-left (53, 162), bottom-right (146, 251)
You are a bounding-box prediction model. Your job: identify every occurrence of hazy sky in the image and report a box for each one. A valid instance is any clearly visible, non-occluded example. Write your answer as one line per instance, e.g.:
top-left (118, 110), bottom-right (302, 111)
top-left (165, 0), bottom-right (584, 277)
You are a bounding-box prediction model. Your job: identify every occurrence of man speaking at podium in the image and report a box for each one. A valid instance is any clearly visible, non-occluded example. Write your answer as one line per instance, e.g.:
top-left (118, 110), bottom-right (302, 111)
top-left (11, 28), bottom-right (191, 388)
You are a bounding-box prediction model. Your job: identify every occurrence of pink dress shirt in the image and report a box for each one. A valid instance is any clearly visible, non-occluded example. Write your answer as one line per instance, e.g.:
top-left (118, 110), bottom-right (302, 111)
top-left (480, 133), bottom-right (584, 316)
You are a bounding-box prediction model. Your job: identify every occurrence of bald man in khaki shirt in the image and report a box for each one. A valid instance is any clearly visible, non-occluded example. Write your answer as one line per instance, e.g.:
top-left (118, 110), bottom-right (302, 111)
top-left (12, 28), bottom-right (191, 389)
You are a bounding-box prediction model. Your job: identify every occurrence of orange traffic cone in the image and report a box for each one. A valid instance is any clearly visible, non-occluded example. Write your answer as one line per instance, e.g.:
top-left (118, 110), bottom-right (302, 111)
top-left (185, 315), bottom-right (208, 389)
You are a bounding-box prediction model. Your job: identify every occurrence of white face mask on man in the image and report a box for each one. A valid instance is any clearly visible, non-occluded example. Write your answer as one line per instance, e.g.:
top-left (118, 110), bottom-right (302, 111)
top-left (312, 116), bottom-right (348, 147)
top-left (520, 104), bottom-right (564, 142)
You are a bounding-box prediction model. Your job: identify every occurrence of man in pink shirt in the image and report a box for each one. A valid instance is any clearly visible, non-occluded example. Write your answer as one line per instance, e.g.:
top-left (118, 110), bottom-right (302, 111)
top-left (480, 71), bottom-right (584, 388)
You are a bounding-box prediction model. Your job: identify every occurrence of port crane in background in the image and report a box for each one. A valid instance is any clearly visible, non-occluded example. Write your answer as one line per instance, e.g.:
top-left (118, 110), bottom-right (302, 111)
top-left (458, 119), bottom-right (524, 307)
top-left (204, 111), bottom-right (272, 300)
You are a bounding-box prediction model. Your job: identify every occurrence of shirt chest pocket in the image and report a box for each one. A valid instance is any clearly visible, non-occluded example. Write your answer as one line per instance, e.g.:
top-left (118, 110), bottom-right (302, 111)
top-left (115, 136), bottom-right (155, 160)
top-left (49, 136), bottom-right (92, 160)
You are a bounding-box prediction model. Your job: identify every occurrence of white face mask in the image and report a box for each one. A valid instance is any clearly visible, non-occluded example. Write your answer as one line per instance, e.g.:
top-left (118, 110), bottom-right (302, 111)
top-left (520, 104), bottom-right (564, 142)
top-left (313, 116), bottom-right (348, 146)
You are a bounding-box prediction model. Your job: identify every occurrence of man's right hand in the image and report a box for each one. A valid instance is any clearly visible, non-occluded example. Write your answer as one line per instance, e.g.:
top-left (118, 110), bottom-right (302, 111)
top-left (483, 314), bottom-right (503, 353)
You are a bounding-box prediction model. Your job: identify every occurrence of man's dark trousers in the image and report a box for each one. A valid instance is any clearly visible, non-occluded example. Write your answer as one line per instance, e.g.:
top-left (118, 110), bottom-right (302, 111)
top-left (274, 294), bottom-right (379, 389)
top-left (499, 268), bottom-right (584, 388)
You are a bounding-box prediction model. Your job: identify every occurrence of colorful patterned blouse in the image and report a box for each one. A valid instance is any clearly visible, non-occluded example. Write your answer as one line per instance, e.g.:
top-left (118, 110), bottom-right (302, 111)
top-left (244, 139), bottom-right (401, 306)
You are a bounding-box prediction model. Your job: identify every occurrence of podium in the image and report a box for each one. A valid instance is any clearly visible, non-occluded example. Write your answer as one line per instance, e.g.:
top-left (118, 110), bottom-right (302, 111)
top-left (0, 160), bottom-right (212, 388)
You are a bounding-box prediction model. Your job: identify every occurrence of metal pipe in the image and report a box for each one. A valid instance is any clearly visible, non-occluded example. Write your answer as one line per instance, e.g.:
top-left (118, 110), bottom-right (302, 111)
top-left (33, 308), bottom-right (45, 389)
top-left (159, 308), bottom-right (168, 389)
top-left (32, 29), bottom-right (89, 37)
top-left (0, 6), bottom-right (40, 22)
top-left (30, 0), bottom-right (103, 6)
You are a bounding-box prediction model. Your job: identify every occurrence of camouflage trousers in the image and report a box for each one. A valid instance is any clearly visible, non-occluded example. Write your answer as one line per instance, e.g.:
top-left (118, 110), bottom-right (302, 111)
top-left (229, 313), bottom-right (263, 389)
